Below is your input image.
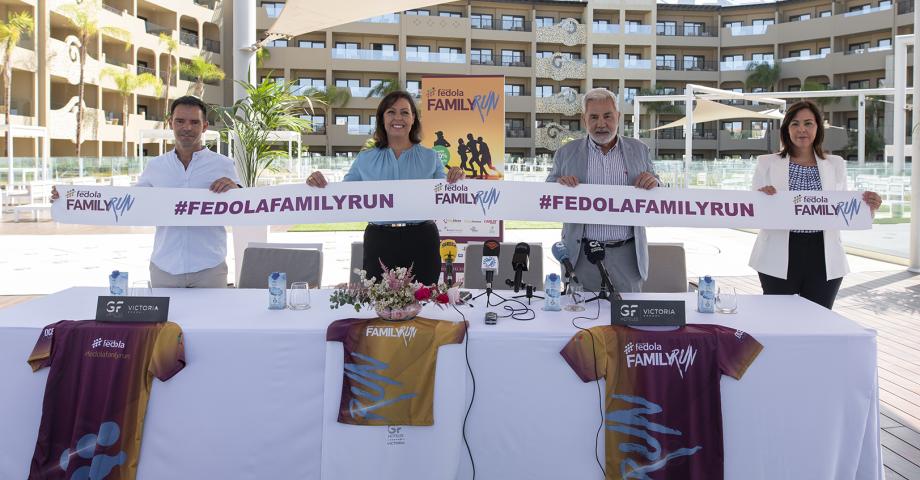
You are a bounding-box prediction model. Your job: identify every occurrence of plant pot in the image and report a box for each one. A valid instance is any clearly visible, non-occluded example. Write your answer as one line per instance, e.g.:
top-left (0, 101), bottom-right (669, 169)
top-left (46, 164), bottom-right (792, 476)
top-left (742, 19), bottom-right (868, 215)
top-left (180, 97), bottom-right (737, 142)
top-left (375, 302), bottom-right (422, 321)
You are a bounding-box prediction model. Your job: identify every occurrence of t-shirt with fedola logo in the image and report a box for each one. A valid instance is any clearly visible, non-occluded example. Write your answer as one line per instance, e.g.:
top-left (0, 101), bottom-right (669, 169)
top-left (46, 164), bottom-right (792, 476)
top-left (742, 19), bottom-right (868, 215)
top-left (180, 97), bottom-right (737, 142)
top-left (560, 324), bottom-right (762, 480)
top-left (327, 317), bottom-right (467, 426)
top-left (27, 320), bottom-right (185, 480)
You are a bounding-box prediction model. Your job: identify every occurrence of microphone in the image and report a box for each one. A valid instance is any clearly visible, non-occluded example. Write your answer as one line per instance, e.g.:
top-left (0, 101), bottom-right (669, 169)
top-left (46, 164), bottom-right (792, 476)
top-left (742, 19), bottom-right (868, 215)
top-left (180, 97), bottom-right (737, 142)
top-left (481, 240), bottom-right (500, 291)
top-left (585, 240), bottom-right (616, 297)
top-left (440, 239), bottom-right (458, 287)
top-left (506, 242), bottom-right (530, 293)
top-left (551, 241), bottom-right (579, 285)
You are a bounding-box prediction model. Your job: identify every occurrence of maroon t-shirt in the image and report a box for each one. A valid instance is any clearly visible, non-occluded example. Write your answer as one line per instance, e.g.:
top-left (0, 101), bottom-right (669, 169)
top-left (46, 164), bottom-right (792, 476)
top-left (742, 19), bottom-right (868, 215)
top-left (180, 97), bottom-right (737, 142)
top-left (561, 324), bottom-right (762, 480)
top-left (27, 320), bottom-right (185, 480)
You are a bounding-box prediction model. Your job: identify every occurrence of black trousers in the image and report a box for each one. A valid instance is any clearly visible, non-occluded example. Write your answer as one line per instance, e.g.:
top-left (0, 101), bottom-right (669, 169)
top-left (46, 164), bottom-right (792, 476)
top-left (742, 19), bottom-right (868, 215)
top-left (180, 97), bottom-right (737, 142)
top-left (363, 221), bottom-right (442, 285)
top-left (757, 231), bottom-right (843, 309)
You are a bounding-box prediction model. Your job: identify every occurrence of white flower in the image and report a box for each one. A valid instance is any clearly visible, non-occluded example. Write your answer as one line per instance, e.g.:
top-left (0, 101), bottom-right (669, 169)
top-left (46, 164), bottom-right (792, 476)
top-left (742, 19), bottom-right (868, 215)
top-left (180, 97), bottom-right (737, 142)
top-left (447, 287), bottom-right (461, 304)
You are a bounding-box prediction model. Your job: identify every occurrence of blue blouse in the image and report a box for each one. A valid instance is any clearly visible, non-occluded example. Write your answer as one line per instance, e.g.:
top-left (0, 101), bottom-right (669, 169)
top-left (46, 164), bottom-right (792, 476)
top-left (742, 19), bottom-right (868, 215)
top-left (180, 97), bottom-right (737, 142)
top-left (343, 144), bottom-right (446, 182)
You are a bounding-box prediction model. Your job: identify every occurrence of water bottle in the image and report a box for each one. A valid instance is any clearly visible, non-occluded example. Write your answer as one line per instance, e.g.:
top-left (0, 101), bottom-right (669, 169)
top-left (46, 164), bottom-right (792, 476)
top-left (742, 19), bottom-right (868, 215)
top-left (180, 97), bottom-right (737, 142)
top-left (268, 272), bottom-right (287, 310)
top-left (697, 275), bottom-right (715, 313)
top-left (543, 273), bottom-right (562, 311)
top-left (109, 271), bottom-right (128, 296)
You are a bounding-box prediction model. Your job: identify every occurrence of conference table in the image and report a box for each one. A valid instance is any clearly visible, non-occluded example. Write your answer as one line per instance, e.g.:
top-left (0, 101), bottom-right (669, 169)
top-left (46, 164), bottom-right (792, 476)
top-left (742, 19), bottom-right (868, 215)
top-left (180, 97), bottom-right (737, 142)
top-left (0, 287), bottom-right (881, 479)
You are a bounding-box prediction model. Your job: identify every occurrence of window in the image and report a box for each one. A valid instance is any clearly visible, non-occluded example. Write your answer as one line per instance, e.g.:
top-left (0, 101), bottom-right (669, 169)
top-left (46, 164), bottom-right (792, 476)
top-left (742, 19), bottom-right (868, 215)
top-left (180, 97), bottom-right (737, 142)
top-left (267, 39), bottom-right (288, 47)
top-left (262, 1), bottom-right (285, 17)
top-left (301, 114), bottom-right (325, 133)
top-left (848, 42), bottom-right (870, 53)
top-left (789, 13), bottom-right (811, 22)
top-left (751, 121), bottom-right (770, 139)
top-left (505, 84), bottom-right (524, 96)
top-left (623, 87), bottom-right (639, 103)
top-left (405, 9), bottom-right (429, 16)
top-left (625, 53), bottom-right (641, 62)
top-left (335, 79), bottom-right (359, 89)
top-left (335, 115), bottom-right (360, 125)
top-left (536, 51), bottom-right (553, 59)
top-left (501, 49), bottom-right (525, 66)
top-left (848, 79), bottom-right (869, 89)
top-left (848, 4), bottom-right (870, 12)
top-left (561, 119), bottom-right (580, 131)
top-left (819, 47), bottom-right (831, 55)
top-left (471, 48), bottom-right (493, 65)
top-left (656, 54), bottom-right (677, 70)
top-left (878, 38), bottom-right (892, 48)
top-left (879, 0), bottom-right (892, 7)
top-left (259, 76), bottom-right (284, 85)
top-left (656, 21), bottom-right (676, 35)
top-left (847, 118), bottom-right (858, 131)
top-left (625, 20), bottom-right (643, 32)
top-left (722, 54), bottom-right (743, 62)
top-left (723, 20), bottom-right (742, 28)
top-left (559, 52), bottom-right (580, 60)
top-left (439, 47), bottom-right (461, 54)
top-left (535, 85), bottom-right (553, 97)
top-left (819, 10), bottom-right (832, 17)
top-left (137, 105), bottom-right (148, 119)
top-left (506, 118), bottom-right (525, 136)
top-left (471, 13), bottom-right (492, 29)
top-left (752, 53), bottom-right (774, 62)
top-left (406, 80), bottom-right (421, 95)
top-left (535, 16), bottom-right (554, 28)
top-left (335, 42), bottom-right (359, 49)
top-left (439, 11), bottom-right (461, 18)
top-left (789, 49), bottom-right (809, 58)
top-left (684, 22), bottom-right (705, 36)
top-left (298, 40), bottom-right (324, 48)
top-left (721, 121), bottom-right (742, 133)
top-left (684, 55), bottom-right (705, 70)
top-left (593, 19), bottom-right (609, 26)
top-left (297, 78), bottom-right (325, 91)
top-left (502, 15), bottom-right (525, 31)
top-left (406, 45), bottom-right (429, 60)
top-left (657, 87), bottom-right (678, 95)
top-left (372, 43), bottom-right (395, 52)
top-left (751, 19), bottom-right (774, 26)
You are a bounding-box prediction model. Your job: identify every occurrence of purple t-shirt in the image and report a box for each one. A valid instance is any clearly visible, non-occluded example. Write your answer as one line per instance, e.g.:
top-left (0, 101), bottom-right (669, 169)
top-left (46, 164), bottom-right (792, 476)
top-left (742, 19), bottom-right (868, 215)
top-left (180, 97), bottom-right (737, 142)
top-left (27, 320), bottom-right (185, 480)
top-left (561, 324), bottom-right (762, 480)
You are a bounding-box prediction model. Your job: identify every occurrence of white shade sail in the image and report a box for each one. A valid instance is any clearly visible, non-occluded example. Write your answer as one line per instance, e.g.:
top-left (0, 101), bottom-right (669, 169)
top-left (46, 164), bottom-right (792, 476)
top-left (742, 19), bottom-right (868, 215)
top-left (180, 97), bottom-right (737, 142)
top-left (262, 0), bottom-right (446, 45)
top-left (650, 99), bottom-right (784, 131)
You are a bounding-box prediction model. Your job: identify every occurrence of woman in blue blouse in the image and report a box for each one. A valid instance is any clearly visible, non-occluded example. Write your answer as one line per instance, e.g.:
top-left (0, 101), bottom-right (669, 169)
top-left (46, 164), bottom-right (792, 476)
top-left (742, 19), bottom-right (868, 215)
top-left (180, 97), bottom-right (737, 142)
top-left (749, 100), bottom-right (882, 309)
top-left (307, 91), bottom-right (465, 284)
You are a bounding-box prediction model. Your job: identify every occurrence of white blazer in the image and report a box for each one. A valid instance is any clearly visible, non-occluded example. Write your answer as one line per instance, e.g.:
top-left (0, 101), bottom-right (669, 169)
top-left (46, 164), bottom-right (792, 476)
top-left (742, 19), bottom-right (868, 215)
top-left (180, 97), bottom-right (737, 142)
top-left (748, 153), bottom-right (850, 280)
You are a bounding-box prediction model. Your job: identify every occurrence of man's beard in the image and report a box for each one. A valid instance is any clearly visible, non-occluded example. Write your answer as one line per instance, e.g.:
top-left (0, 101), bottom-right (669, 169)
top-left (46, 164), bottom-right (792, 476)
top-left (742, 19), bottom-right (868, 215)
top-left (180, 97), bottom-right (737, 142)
top-left (588, 129), bottom-right (616, 145)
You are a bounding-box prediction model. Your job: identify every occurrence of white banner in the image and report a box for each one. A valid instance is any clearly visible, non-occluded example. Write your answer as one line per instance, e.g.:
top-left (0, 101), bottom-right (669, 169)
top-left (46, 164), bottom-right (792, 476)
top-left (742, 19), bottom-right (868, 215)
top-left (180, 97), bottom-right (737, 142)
top-left (51, 180), bottom-right (872, 230)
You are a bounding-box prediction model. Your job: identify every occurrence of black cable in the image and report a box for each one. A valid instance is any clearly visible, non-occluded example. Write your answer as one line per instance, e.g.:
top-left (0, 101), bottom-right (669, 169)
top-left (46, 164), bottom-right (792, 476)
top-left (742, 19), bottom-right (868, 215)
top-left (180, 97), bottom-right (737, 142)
top-left (570, 287), bottom-right (606, 478)
top-left (451, 302), bottom-right (476, 480)
top-left (485, 291), bottom-right (536, 321)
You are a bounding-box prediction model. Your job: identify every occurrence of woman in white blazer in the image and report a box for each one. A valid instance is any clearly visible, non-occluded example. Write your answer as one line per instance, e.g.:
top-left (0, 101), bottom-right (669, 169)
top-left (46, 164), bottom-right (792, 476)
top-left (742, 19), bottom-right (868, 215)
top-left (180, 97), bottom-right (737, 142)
top-left (749, 100), bottom-right (882, 309)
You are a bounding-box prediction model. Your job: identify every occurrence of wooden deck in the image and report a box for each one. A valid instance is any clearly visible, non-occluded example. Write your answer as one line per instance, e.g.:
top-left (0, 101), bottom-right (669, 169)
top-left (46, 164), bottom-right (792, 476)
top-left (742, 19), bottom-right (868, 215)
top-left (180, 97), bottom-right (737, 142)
top-left (3, 268), bottom-right (919, 477)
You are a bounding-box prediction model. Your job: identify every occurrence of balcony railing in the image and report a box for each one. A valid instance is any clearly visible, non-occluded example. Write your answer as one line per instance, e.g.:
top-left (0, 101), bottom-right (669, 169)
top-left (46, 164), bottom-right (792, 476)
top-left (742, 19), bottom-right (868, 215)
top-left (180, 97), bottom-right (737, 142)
top-left (307, 125), bottom-right (326, 134)
top-left (293, 84), bottom-right (324, 95)
top-left (345, 124), bottom-right (375, 135)
top-left (406, 51), bottom-right (465, 64)
top-left (506, 127), bottom-right (531, 138)
top-left (136, 65), bottom-right (156, 75)
top-left (470, 19), bottom-right (531, 32)
top-left (592, 58), bottom-right (619, 69)
top-left (624, 24), bottom-right (651, 35)
top-left (845, 45), bottom-right (893, 55)
top-left (720, 59), bottom-right (774, 71)
top-left (656, 128), bottom-right (717, 140)
top-left (624, 59), bottom-right (652, 69)
top-left (844, 3), bottom-right (892, 17)
top-left (656, 24), bottom-right (716, 37)
top-left (331, 48), bottom-right (399, 61)
top-left (722, 129), bottom-right (769, 140)
top-left (203, 38), bottom-right (220, 53)
top-left (781, 52), bottom-right (828, 62)
top-left (470, 53), bottom-right (531, 67)
top-left (144, 21), bottom-right (172, 36)
top-left (656, 59), bottom-right (719, 71)
top-left (359, 14), bottom-right (399, 23)
top-left (101, 3), bottom-right (122, 15)
top-left (592, 23), bottom-right (620, 34)
top-left (729, 24), bottom-right (769, 36)
top-left (180, 32), bottom-right (199, 47)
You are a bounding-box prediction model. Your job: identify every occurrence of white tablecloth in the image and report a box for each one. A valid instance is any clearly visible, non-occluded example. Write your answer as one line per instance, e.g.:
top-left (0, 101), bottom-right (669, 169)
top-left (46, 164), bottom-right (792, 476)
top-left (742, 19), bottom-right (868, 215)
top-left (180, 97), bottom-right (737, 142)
top-left (0, 288), bottom-right (881, 479)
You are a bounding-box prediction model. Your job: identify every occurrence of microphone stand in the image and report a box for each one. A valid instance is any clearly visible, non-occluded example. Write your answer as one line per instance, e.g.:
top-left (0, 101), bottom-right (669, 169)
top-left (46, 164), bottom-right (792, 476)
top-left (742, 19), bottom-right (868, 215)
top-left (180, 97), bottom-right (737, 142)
top-left (512, 282), bottom-right (544, 304)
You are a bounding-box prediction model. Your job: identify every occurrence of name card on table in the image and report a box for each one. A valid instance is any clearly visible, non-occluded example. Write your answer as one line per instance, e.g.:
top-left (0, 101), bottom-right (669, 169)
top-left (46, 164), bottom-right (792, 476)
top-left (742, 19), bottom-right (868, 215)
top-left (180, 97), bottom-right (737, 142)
top-left (96, 296), bottom-right (170, 323)
top-left (611, 300), bottom-right (685, 327)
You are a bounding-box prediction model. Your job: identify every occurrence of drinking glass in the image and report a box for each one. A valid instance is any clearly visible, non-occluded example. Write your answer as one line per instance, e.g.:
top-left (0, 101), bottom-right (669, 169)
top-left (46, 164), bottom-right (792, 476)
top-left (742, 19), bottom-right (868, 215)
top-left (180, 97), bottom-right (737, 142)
top-left (288, 282), bottom-right (311, 310)
top-left (130, 281), bottom-right (152, 297)
top-left (563, 282), bottom-right (586, 312)
top-left (716, 286), bottom-right (738, 314)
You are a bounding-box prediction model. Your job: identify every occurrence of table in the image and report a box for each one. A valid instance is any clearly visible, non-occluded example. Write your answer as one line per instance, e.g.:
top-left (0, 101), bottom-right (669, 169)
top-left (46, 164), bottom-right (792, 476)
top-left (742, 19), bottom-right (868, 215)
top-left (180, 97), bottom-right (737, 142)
top-left (0, 288), bottom-right (882, 479)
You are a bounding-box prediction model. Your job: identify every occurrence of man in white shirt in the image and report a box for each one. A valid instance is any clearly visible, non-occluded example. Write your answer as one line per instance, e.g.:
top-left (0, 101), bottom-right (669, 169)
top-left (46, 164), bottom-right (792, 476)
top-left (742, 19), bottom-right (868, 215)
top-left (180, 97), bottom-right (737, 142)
top-left (53, 96), bottom-right (240, 288)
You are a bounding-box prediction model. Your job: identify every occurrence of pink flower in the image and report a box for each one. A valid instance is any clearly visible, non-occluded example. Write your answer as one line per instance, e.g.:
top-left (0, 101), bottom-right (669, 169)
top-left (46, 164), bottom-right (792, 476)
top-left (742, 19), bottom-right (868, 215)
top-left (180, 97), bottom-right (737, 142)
top-left (446, 287), bottom-right (461, 304)
top-left (436, 292), bottom-right (450, 304)
top-left (414, 286), bottom-right (431, 301)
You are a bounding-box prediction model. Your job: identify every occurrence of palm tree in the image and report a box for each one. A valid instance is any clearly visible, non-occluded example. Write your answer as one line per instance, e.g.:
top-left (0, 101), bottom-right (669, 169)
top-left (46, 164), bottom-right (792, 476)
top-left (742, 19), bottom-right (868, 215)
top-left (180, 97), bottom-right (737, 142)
top-left (0, 11), bottom-right (33, 188)
top-left (101, 68), bottom-right (162, 160)
top-left (255, 45), bottom-right (270, 68)
top-left (745, 62), bottom-right (781, 92)
top-left (179, 55), bottom-right (225, 97)
top-left (214, 78), bottom-right (313, 187)
top-left (158, 32), bottom-right (178, 127)
top-left (58, 0), bottom-right (130, 160)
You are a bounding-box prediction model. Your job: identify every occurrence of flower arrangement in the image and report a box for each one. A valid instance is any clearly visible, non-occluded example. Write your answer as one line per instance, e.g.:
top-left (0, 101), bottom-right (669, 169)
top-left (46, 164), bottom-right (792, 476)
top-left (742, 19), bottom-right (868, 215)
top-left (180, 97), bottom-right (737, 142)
top-left (329, 263), bottom-right (459, 320)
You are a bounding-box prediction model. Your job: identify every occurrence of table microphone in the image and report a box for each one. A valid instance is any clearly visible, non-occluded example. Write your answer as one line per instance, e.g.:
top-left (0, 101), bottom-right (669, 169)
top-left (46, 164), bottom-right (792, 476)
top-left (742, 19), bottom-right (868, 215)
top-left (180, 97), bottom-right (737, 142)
top-left (440, 239), bottom-right (458, 286)
top-left (551, 241), bottom-right (579, 285)
top-left (481, 240), bottom-right (500, 292)
top-left (585, 240), bottom-right (617, 299)
top-left (506, 242), bottom-right (530, 293)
